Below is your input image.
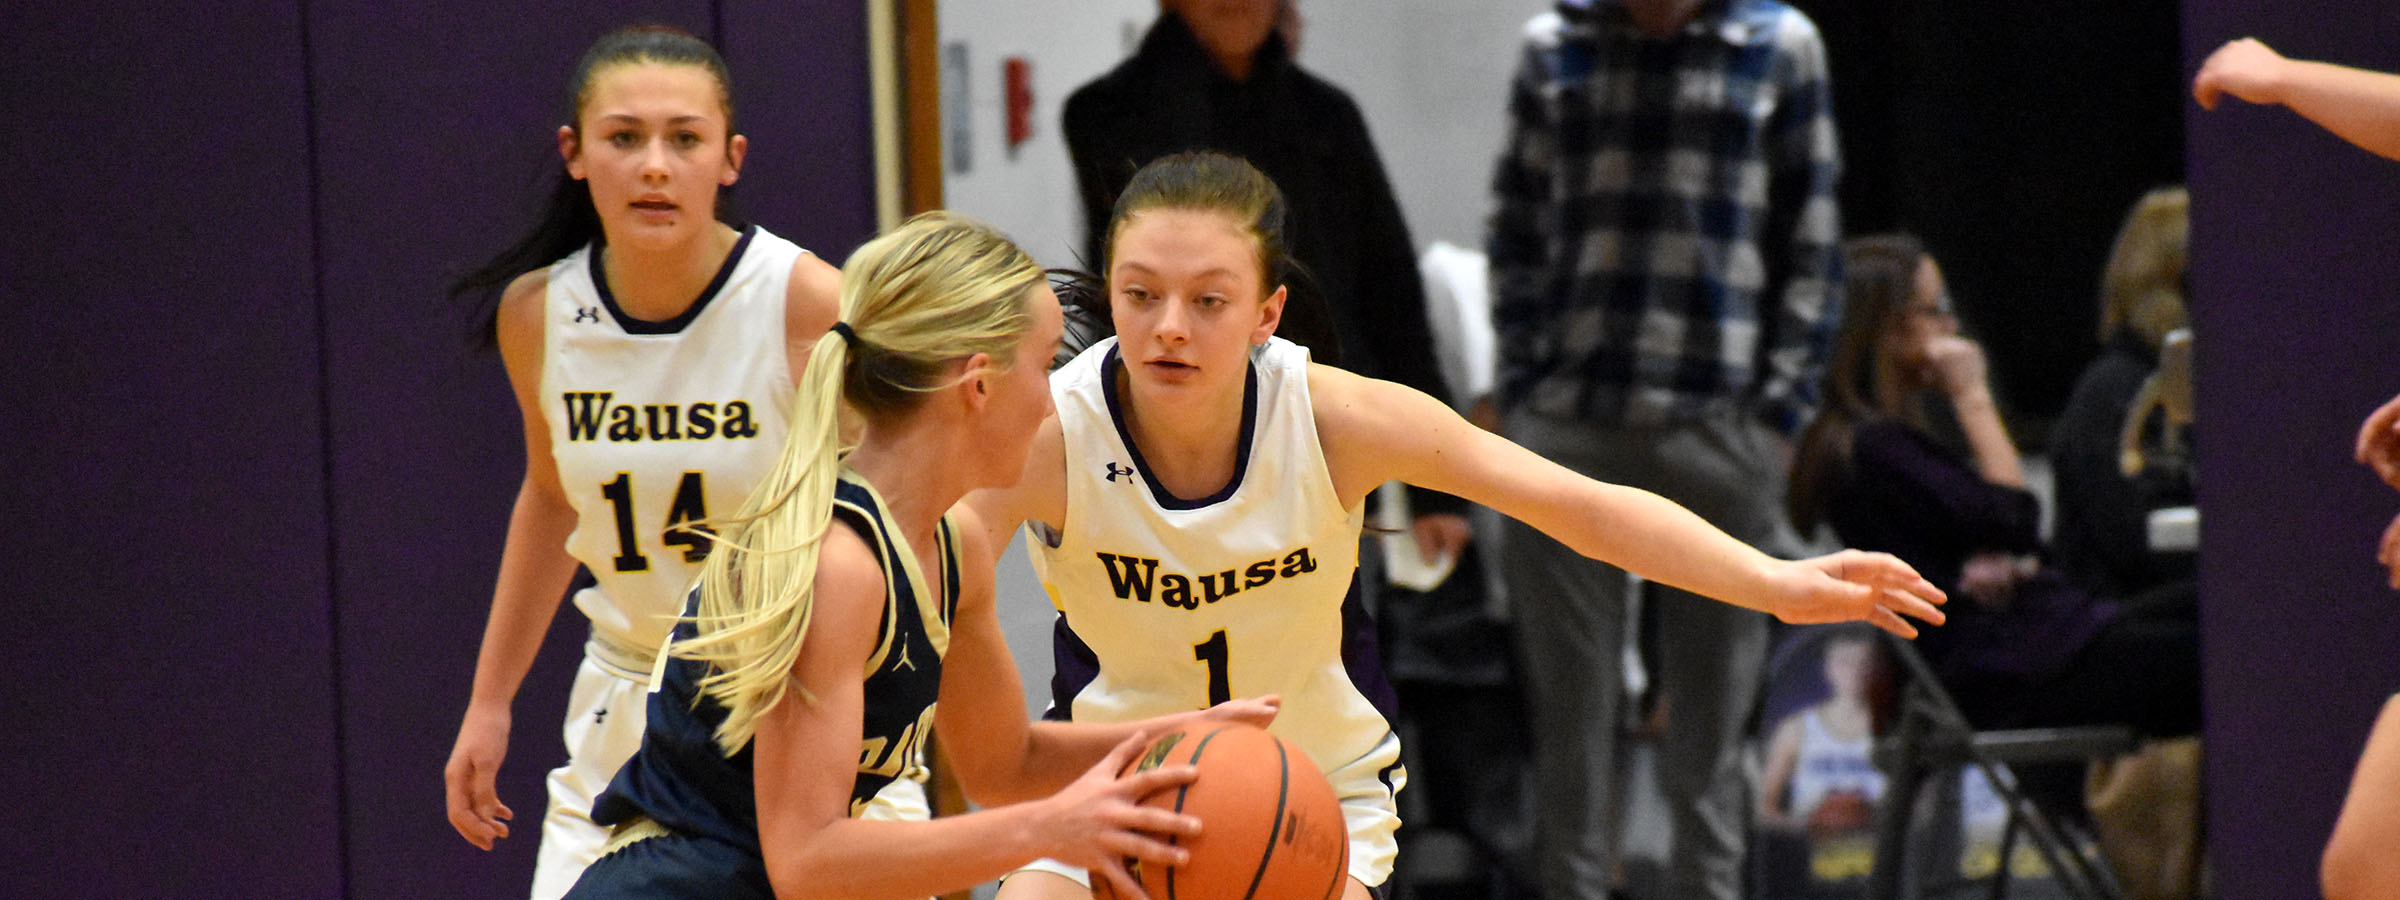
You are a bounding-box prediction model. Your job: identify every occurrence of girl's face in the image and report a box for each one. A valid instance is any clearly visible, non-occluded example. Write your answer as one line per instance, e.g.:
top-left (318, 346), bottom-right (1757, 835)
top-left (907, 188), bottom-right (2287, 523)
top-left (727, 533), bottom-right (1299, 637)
top-left (974, 287), bottom-right (1065, 488)
top-left (1888, 255), bottom-right (1957, 381)
top-left (1822, 639), bottom-right (1874, 697)
top-left (1107, 208), bottom-right (1285, 402)
top-left (1172, 0), bottom-right (1283, 62)
top-left (560, 62), bottom-right (744, 251)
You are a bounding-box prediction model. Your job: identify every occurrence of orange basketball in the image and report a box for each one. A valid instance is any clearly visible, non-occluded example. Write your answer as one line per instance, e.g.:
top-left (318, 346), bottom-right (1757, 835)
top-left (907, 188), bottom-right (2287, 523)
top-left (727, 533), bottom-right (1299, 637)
top-left (1095, 723), bottom-right (1349, 900)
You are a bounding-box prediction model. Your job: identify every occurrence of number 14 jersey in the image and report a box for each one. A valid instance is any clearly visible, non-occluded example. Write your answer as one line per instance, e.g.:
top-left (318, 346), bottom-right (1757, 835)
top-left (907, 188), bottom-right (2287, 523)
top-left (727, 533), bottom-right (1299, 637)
top-left (542, 226), bottom-right (804, 657)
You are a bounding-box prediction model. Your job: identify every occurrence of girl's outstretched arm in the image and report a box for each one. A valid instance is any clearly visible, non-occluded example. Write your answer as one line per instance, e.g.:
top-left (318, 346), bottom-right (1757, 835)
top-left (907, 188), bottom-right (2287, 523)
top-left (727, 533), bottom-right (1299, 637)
top-left (2196, 37), bottom-right (2400, 162)
top-left (1313, 366), bottom-right (1944, 636)
top-left (2325, 694), bottom-right (2400, 900)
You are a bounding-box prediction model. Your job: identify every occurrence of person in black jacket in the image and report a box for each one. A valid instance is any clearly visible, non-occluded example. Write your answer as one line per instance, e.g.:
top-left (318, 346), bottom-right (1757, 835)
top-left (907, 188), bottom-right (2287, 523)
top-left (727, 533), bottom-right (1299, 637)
top-left (2046, 186), bottom-right (2193, 602)
top-left (1061, 0), bottom-right (1475, 560)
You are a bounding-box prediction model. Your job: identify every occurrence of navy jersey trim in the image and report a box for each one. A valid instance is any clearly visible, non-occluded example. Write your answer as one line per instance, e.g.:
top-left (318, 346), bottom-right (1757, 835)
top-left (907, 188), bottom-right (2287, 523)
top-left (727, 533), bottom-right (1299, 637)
top-left (1338, 575), bottom-right (1400, 725)
top-left (1045, 613), bottom-right (1102, 722)
top-left (589, 224), bottom-right (760, 335)
top-left (937, 517), bottom-right (960, 627)
top-left (830, 476), bottom-right (949, 813)
top-left (830, 479), bottom-right (907, 656)
top-left (1099, 345), bottom-right (1260, 511)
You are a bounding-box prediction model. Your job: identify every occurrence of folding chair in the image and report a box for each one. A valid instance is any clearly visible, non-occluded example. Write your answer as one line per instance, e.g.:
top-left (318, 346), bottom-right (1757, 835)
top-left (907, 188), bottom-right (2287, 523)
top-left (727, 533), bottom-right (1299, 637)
top-left (1866, 631), bottom-right (2137, 900)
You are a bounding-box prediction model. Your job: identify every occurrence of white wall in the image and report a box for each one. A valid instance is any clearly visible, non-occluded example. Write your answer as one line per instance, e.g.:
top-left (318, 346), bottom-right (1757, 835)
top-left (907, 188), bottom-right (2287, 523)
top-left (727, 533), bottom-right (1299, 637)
top-left (937, 0), bottom-right (1154, 269)
top-left (1297, 0), bottom-right (1550, 250)
top-left (938, 0), bottom-right (1552, 264)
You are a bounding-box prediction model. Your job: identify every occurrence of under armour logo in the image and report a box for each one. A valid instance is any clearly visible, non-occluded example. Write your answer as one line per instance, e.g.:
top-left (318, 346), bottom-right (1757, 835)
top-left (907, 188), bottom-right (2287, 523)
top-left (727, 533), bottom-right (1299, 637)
top-left (1104, 462), bottom-right (1135, 483)
top-left (574, 307), bottom-right (601, 323)
top-left (894, 643), bottom-right (917, 672)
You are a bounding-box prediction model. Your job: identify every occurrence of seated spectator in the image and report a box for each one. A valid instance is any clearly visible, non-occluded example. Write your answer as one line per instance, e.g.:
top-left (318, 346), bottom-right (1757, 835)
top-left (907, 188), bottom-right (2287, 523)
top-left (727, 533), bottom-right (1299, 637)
top-left (2048, 187), bottom-right (2195, 601)
top-left (1786, 234), bottom-right (2198, 738)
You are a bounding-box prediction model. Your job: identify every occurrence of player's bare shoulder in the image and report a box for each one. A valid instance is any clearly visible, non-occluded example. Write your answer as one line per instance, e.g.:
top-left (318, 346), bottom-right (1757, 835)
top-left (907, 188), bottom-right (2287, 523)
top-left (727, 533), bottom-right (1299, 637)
top-left (494, 268), bottom-right (555, 393)
top-left (785, 250), bottom-right (844, 366)
top-left (1307, 362), bottom-right (1430, 450)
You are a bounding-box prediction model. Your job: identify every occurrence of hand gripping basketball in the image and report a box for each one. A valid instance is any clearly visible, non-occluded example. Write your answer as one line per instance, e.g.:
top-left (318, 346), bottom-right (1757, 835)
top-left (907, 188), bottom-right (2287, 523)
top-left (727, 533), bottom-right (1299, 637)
top-left (1093, 723), bottom-right (1348, 900)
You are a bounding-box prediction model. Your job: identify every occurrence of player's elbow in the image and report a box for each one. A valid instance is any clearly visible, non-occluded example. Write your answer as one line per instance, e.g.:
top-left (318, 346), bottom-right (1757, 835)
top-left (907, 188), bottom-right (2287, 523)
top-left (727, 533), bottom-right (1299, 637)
top-left (956, 764), bottom-right (1045, 809)
top-left (955, 773), bottom-right (1016, 809)
top-left (944, 750), bottom-right (1038, 809)
top-left (2322, 824), bottom-right (2400, 900)
top-left (766, 849), bottom-right (858, 900)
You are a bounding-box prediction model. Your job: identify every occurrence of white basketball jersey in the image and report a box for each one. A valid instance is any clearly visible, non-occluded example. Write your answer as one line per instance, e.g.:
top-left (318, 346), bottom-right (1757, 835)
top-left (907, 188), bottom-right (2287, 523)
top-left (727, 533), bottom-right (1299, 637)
top-left (543, 226), bottom-right (804, 657)
top-left (1031, 337), bottom-right (1393, 781)
top-left (1788, 709), bottom-right (1884, 817)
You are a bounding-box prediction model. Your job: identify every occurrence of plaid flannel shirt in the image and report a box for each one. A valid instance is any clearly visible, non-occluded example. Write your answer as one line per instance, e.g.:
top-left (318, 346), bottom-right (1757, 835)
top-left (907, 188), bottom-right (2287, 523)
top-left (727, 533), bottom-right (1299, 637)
top-left (1486, 0), bottom-right (1842, 436)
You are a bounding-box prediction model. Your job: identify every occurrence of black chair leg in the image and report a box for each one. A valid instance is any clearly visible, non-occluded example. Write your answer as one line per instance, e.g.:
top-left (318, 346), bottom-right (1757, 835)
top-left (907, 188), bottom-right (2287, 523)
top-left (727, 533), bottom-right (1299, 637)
top-left (1868, 632), bottom-right (2131, 900)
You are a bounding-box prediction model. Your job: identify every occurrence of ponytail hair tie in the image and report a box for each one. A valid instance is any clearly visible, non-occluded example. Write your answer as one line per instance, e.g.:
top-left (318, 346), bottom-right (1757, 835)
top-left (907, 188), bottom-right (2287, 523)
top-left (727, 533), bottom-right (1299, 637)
top-left (830, 321), bottom-right (859, 348)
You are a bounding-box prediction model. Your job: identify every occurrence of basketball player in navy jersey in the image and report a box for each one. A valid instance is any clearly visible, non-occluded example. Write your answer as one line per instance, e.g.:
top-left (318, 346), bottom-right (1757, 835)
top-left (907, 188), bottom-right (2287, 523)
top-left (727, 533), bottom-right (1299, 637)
top-left (968, 152), bottom-right (1948, 900)
top-left (440, 26), bottom-right (848, 900)
top-left (567, 212), bottom-right (1277, 900)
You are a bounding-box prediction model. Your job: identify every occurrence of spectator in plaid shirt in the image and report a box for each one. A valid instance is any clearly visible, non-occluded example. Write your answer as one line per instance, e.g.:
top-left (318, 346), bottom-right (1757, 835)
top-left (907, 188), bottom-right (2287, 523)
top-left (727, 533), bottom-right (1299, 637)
top-left (1482, 2), bottom-right (1843, 899)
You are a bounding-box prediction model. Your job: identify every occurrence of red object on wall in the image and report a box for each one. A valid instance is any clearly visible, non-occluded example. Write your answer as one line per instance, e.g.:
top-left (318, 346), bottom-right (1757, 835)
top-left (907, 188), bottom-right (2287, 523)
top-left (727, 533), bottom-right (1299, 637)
top-left (1004, 55), bottom-right (1033, 153)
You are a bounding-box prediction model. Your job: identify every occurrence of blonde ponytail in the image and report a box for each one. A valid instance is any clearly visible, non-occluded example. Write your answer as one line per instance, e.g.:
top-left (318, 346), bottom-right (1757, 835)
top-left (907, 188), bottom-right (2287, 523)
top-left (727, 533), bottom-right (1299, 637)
top-left (673, 211), bottom-right (1044, 752)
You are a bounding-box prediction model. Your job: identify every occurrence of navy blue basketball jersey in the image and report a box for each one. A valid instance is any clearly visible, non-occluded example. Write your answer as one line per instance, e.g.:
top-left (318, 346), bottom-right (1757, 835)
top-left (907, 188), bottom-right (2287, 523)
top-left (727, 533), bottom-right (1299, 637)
top-left (590, 471), bottom-right (960, 852)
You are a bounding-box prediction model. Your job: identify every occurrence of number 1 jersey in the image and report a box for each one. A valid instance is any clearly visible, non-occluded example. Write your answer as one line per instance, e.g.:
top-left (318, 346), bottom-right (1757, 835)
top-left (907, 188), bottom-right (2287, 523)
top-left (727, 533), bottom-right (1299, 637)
top-left (1029, 336), bottom-right (1397, 791)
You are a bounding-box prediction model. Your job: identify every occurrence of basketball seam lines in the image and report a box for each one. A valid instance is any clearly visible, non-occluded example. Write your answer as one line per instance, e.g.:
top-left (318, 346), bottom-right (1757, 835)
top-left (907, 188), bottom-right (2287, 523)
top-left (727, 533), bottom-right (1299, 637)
top-left (1240, 737), bottom-right (1290, 900)
top-left (1165, 727), bottom-right (1225, 900)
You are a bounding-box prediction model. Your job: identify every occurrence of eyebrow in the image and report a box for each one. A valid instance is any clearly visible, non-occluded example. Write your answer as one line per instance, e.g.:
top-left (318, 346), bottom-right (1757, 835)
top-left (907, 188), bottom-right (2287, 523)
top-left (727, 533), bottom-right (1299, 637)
top-left (1113, 262), bottom-right (1240, 281)
top-left (594, 114), bottom-right (714, 126)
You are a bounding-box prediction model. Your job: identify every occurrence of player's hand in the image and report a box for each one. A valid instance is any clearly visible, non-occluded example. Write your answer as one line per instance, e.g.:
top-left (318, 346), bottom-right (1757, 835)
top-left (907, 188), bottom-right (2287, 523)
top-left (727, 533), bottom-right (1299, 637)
top-left (1411, 513), bottom-right (1473, 564)
top-left (2376, 511), bottom-right (2400, 590)
top-left (2355, 393), bottom-right (2400, 491)
top-left (1040, 731), bottom-right (1204, 900)
top-left (1774, 550), bottom-right (1947, 638)
top-left (1195, 695), bottom-right (1281, 732)
top-left (2194, 37), bottom-right (2291, 110)
top-left (444, 701), bottom-right (515, 850)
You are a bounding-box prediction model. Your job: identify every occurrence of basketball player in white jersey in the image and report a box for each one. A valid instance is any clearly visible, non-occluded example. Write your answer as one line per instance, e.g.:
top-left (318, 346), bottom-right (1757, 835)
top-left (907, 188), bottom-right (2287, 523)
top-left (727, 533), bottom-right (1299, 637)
top-left (441, 26), bottom-right (843, 900)
top-left (969, 152), bottom-right (1948, 900)
top-left (1758, 630), bottom-right (1885, 835)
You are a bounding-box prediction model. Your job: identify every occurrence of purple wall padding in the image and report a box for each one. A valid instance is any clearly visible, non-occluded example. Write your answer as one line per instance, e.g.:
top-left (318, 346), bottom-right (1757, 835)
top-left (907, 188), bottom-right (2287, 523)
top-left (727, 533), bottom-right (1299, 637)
top-left (2, 3), bottom-right (875, 898)
top-left (0, 4), bottom-right (342, 899)
top-left (2186, 6), bottom-right (2400, 898)
top-left (719, 2), bottom-right (881, 257)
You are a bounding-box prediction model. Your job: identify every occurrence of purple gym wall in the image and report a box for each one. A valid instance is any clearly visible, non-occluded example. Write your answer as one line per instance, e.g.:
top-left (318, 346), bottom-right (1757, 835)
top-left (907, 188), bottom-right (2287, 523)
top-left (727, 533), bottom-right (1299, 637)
top-left (0, 3), bottom-right (874, 899)
top-left (2186, 4), bottom-right (2400, 899)
top-left (2, 3), bottom-right (340, 897)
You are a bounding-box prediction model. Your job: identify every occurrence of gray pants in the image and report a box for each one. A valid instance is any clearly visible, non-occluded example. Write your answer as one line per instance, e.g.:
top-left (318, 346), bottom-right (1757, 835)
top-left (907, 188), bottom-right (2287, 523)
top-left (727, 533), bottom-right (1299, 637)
top-left (1501, 408), bottom-right (1781, 900)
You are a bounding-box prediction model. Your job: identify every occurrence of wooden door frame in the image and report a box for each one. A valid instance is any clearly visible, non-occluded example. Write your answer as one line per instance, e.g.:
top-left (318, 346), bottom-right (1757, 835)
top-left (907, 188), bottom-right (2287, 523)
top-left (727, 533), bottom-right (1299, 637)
top-left (870, 0), bottom-right (945, 226)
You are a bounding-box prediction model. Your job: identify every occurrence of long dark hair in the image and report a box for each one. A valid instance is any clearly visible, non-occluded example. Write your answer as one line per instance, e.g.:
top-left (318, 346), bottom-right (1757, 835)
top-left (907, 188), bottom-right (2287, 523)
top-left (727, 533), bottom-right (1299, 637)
top-left (1097, 151), bottom-right (1339, 365)
top-left (450, 25), bottom-right (738, 350)
top-left (1787, 233), bottom-right (1926, 533)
